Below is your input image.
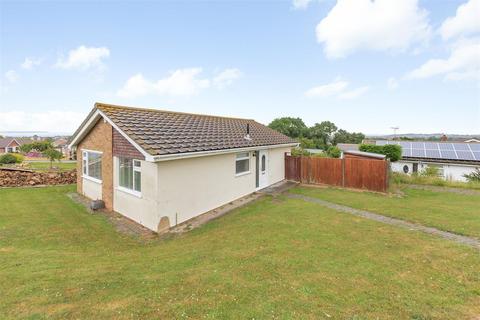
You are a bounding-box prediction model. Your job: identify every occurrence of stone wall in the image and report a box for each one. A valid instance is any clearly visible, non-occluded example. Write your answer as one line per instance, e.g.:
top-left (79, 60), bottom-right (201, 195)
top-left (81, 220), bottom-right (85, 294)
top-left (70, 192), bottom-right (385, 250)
top-left (0, 168), bottom-right (76, 187)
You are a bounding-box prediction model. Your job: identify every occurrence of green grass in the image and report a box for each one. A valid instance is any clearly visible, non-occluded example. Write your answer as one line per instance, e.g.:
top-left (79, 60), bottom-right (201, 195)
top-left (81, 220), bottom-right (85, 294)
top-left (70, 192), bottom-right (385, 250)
top-left (25, 161), bottom-right (76, 171)
top-left (291, 185), bottom-right (480, 239)
top-left (391, 172), bottom-right (480, 190)
top-left (1, 186), bottom-right (480, 319)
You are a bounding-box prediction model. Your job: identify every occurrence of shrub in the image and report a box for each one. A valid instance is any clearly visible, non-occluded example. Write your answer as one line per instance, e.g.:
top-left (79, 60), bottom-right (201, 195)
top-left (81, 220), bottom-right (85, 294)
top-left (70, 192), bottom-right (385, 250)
top-left (299, 137), bottom-right (316, 149)
top-left (326, 146), bottom-right (341, 158)
top-left (11, 153), bottom-right (24, 163)
top-left (421, 166), bottom-right (441, 177)
top-left (291, 147), bottom-right (311, 157)
top-left (0, 153), bottom-right (18, 164)
top-left (463, 168), bottom-right (480, 182)
top-left (359, 144), bottom-right (402, 162)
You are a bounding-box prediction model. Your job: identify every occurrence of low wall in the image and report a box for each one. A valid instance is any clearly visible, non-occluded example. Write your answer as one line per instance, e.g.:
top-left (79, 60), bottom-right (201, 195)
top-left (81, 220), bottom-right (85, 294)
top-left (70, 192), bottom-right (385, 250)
top-left (0, 168), bottom-right (77, 187)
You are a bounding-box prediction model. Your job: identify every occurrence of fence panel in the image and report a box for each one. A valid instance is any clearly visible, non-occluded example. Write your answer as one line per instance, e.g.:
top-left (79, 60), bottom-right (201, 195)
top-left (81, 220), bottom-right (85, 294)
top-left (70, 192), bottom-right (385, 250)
top-left (344, 158), bottom-right (388, 192)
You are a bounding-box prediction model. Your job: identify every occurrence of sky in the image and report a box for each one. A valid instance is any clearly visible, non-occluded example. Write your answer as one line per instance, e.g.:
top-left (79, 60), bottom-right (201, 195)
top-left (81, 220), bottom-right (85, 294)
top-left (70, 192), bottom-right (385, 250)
top-left (1, 0), bottom-right (479, 136)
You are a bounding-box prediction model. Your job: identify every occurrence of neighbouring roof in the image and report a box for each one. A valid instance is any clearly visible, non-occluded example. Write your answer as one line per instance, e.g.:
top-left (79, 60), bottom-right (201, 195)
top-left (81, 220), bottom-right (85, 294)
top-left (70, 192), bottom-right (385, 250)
top-left (337, 143), bottom-right (359, 152)
top-left (343, 150), bottom-right (386, 159)
top-left (72, 103), bottom-right (297, 157)
top-left (0, 137), bottom-right (32, 148)
top-left (376, 140), bottom-right (480, 163)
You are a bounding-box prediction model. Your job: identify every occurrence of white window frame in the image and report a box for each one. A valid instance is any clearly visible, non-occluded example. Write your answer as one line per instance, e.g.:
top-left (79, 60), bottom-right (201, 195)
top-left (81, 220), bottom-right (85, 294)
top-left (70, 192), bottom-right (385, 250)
top-left (82, 149), bottom-right (103, 184)
top-left (235, 152), bottom-right (250, 177)
top-left (116, 158), bottom-right (142, 198)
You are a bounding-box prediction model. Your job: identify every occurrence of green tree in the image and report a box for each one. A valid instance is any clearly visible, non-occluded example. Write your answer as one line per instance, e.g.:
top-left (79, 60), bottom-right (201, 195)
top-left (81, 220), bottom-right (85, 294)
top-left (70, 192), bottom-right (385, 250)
top-left (43, 148), bottom-right (63, 169)
top-left (309, 121), bottom-right (338, 149)
top-left (333, 129), bottom-right (365, 145)
top-left (268, 117), bottom-right (308, 138)
top-left (299, 137), bottom-right (316, 149)
top-left (20, 141), bottom-right (53, 153)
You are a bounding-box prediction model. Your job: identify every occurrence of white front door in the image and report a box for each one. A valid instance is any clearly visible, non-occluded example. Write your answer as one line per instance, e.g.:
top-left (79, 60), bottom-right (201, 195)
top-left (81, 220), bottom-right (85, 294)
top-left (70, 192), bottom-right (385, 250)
top-left (258, 150), bottom-right (268, 189)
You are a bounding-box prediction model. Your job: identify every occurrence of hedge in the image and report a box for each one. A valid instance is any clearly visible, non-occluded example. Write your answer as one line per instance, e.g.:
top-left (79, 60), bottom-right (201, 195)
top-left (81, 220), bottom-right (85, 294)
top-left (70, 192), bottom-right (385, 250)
top-left (359, 144), bottom-right (402, 162)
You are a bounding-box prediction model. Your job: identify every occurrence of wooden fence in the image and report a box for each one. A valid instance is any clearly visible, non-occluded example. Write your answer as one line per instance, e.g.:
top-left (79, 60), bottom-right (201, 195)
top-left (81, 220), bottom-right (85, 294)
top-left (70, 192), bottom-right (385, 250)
top-left (285, 154), bottom-right (389, 192)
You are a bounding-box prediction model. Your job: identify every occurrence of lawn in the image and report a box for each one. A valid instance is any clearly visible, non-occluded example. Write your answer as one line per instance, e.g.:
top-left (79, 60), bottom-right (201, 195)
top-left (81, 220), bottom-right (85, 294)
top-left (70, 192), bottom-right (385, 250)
top-left (25, 161), bottom-right (76, 171)
top-left (290, 185), bottom-right (480, 239)
top-left (1, 186), bottom-right (479, 319)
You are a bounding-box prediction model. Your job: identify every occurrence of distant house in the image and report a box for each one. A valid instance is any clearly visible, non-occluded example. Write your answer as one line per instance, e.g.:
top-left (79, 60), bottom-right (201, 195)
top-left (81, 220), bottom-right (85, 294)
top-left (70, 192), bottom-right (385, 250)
top-left (68, 103), bottom-right (298, 232)
top-left (464, 138), bottom-right (480, 143)
top-left (53, 138), bottom-right (70, 158)
top-left (0, 137), bottom-right (32, 154)
top-left (376, 140), bottom-right (480, 182)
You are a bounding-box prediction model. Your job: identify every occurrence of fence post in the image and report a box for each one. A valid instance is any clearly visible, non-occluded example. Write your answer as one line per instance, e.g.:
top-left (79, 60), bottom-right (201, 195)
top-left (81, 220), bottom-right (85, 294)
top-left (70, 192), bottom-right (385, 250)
top-left (385, 160), bottom-right (390, 192)
top-left (341, 157), bottom-right (346, 187)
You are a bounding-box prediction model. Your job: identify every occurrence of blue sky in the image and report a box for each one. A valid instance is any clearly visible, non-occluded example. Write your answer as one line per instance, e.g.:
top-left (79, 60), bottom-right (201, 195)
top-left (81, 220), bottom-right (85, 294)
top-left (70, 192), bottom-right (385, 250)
top-left (1, 0), bottom-right (479, 135)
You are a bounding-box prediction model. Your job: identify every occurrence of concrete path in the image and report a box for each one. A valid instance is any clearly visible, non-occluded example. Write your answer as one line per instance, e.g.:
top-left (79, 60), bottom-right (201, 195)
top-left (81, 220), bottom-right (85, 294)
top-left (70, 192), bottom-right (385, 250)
top-left (287, 193), bottom-right (480, 250)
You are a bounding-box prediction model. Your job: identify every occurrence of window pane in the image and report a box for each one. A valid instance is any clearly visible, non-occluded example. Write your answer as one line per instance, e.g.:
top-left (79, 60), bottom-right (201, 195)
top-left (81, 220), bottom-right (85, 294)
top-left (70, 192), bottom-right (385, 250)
top-left (236, 158), bottom-right (249, 174)
top-left (261, 155), bottom-right (266, 171)
top-left (236, 152), bottom-right (249, 159)
top-left (87, 152), bottom-right (102, 180)
top-left (119, 158), bottom-right (133, 189)
top-left (134, 171), bottom-right (141, 192)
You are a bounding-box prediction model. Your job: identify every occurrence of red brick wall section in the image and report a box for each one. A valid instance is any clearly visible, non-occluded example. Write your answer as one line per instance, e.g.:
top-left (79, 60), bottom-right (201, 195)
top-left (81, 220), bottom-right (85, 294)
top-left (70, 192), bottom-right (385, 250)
top-left (113, 129), bottom-right (145, 160)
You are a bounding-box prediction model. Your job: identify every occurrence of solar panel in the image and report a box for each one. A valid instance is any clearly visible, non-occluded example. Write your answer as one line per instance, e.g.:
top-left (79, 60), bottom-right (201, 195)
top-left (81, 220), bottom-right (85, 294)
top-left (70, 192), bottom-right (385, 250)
top-left (439, 143), bottom-right (454, 151)
top-left (424, 142), bottom-right (438, 149)
top-left (474, 152), bottom-right (480, 161)
top-left (469, 144), bottom-right (480, 151)
top-left (412, 149), bottom-right (425, 157)
top-left (456, 151), bottom-right (475, 161)
top-left (398, 142), bottom-right (411, 148)
top-left (425, 150), bottom-right (441, 158)
top-left (453, 143), bottom-right (470, 151)
top-left (403, 149), bottom-right (412, 157)
top-left (439, 150), bottom-right (457, 160)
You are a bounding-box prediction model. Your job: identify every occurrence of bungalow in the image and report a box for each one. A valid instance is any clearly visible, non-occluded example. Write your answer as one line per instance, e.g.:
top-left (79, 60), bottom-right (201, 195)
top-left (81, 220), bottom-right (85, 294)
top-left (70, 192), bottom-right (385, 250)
top-left (68, 103), bottom-right (298, 232)
top-left (0, 137), bottom-right (32, 154)
top-left (377, 140), bottom-right (480, 182)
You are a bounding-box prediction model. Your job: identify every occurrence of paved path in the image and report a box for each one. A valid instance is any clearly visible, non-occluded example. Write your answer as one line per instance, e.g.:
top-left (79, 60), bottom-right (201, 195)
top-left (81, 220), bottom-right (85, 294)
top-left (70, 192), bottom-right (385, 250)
top-left (287, 193), bottom-right (480, 250)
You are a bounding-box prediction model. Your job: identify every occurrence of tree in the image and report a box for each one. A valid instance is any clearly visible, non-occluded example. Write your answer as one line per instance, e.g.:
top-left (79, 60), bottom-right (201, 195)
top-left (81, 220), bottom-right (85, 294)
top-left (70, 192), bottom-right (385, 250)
top-left (268, 117), bottom-right (307, 138)
top-left (333, 129), bottom-right (365, 145)
top-left (309, 121), bottom-right (338, 149)
top-left (298, 137), bottom-right (316, 149)
top-left (20, 141), bottom-right (53, 153)
top-left (43, 148), bottom-right (63, 169)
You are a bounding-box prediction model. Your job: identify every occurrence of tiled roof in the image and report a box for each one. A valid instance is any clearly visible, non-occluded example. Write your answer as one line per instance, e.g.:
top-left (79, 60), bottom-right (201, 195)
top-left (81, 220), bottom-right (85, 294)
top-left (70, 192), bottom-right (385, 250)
top-left (0, 137), bottom-right (32, 148)
top-left (96, 103), bottom-right (297, 156)
top-left (0, 138), bottom-right (13, 148)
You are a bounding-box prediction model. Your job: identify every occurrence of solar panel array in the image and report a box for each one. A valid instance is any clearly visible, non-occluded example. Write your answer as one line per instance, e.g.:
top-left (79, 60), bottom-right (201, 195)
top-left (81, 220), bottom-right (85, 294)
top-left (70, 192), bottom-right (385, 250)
top-left (376, 141), bottom-right (480, 161)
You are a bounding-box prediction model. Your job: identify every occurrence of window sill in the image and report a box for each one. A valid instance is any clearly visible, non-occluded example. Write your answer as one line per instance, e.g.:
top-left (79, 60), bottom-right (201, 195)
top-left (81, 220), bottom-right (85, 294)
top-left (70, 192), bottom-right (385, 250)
top-left (116, 186), bottom-right (142, 198)
top-left (235, 171), bottom-right (251, 177)
top-left (82, 175), bottom-right (102, 184)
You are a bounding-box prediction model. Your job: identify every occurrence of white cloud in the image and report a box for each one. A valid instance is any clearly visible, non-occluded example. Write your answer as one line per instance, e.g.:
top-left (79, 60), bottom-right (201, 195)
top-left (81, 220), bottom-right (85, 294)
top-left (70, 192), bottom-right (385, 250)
top-left (118, 68), bottom-right (241, 98)
top-left (316, 0), bottom-right (431, 58)
top-left (406, 39), bottom-right (480, 81)
top-left (338, 86), bottom-right (369, 99)
top-left (118, 68), bottom-right (213, 98)
top-left (387, 77), bottom-right (399, 90)
top-left (21, 57), bottom-right (41, 70)
top-left (305, 78), bottom-right (368, 99)
top-left (0, 111), bottom-right (85, 133)
top-left (305, 79), bottom-right (348, 97)
top-left (56, 45), bottom-right (110, 71)
top-left (292, 0), bottom-right (313, 10)
top-left (440, 0), bottom-right (480, 40)
top-left (213, 68), bottom-right (242, 89)
top-left (5, 70), bottom-right (19, 83)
